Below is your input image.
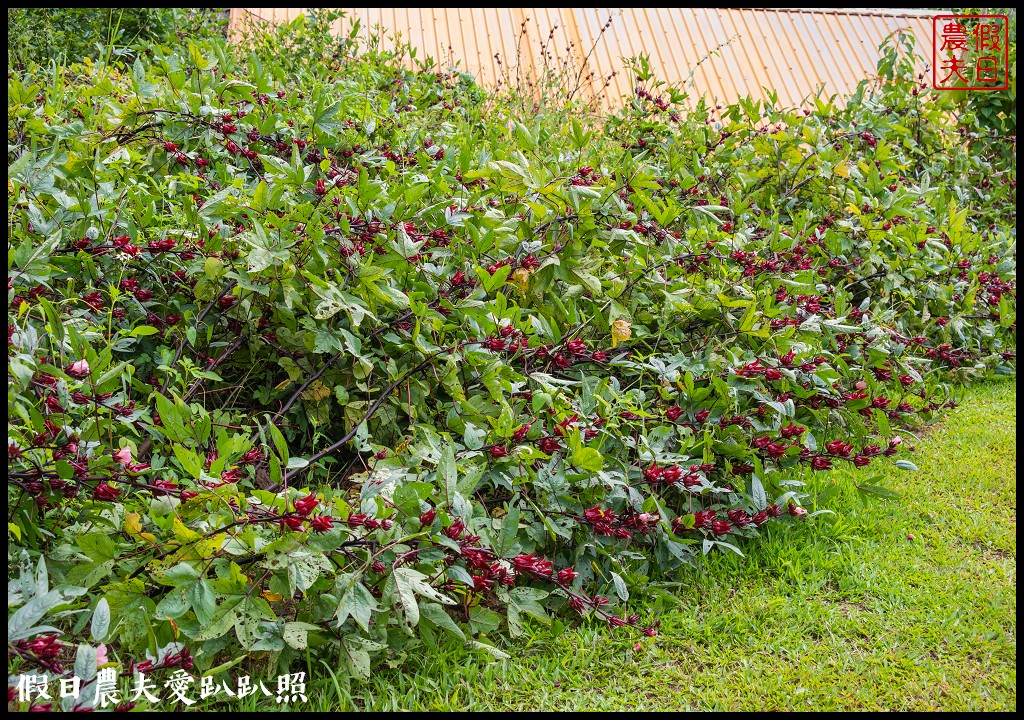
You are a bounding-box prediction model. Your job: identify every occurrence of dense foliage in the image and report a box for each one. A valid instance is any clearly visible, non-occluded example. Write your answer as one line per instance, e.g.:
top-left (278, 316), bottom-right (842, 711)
top-left (7, 12), bottom-right (1015, 709)
top-left (6, 8), bottom-right (227, 70)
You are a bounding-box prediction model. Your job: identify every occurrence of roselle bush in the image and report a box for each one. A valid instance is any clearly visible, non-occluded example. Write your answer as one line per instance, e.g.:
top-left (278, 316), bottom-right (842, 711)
top-left (7, 14), bottom-right (1016, 701)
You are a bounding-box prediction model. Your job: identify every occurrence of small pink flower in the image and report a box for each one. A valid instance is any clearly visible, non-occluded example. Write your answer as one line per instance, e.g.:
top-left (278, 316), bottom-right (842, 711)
top-left (113, 447), bottom-right (132, 465)
top-left (95, 644), bottom-right (108, 665)
top-left (67, 359), bottom-right (91, 378)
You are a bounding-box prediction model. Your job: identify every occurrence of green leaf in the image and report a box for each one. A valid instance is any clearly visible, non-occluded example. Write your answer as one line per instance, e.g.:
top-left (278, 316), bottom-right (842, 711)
top-left (343, 642), bottom-right (372, 680)
top-left (193, 606), bottom-right (239, 642)
top-left (251, 180), bottom-right (270, 213)
top-left (467, 639), bottom-right (511, 660)
top-left (420, 602), bottom-right (465, 640)
top-left (187, 579), bottom-right (217, 626)
top-left (335, 575), bottom-right (378, 632)
top-left (750, 474), bottom-right (767, 509)
top-left (312, 100), bottom-right (344, 134)
top-left (713, 540), bottom-right (745, 557)
top-left (494, 501), bottom-right (521, 556)
top-left (857, 482), bottom-right (902, 500)
top-left (282, 621), bottom-right (320, 650)
top-left (506, 586), bottom-right (550, 637)
top-left (392, 567), bottom-right (456, 627)
top-left (172, 443), bottom-right (202, 478)
top-left (38, 297), bottom-right (65, 344)
top-left (468, 606), bottom-right (503, 635)
top-left (610, 572), bottom-right (629, 601)
top-left (571, 446), bottom-right (604, 472)
top-left (476, 264), bottom-right (512, 293)
top-left (438, 444), bottom-right (457, 504)
top-left (8, 587), bottom-right (87, 642)
top-left (74, 643), bottom-right (97, 683)
top-left (90, 598), bottom-right (110, 641)
top-left (267, 421), bottom-right (288, 463)
top-left (268, 549), bottom-right (332, 596)
top-left (463, 423), bottom-right (486, 451)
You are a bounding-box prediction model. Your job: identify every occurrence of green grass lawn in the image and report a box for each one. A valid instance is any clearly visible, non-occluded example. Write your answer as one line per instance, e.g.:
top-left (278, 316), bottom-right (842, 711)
top-left (241, 381), bottom-right (1018, 711)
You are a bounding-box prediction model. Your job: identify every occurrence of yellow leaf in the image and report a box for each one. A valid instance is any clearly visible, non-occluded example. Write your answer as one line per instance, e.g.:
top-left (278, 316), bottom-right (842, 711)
top-left (835, 162), bottom-right (850, 178)
top-left (166, 618), bottom-right (179, 638)
top-left (510, 267), bottom-right (532, 292)
top-left (260, 590), bottom-right (284, 602)
top-left (301, 380), bottom-right (330, 403)
top-left (172, 516), bottom-right (202, 543)
top-left (611, 318), bottom-right (632, 348)
top-left (194, 534), bottom-right (226, 559)
top-left (125, 513), bottom-right (160, 546)
top-left (274, 378), bottom-right (292, 391)
top-left (125, 512), bottom-right (143, 536)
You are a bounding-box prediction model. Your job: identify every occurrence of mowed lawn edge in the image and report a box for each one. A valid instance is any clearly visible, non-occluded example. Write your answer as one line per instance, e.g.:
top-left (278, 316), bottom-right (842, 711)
top-left (312, 380), bottom-right (1015, 711)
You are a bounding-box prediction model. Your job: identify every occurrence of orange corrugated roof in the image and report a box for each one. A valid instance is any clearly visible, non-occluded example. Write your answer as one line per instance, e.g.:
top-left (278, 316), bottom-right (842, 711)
top-left (229, 8), bottom-right (937, 107)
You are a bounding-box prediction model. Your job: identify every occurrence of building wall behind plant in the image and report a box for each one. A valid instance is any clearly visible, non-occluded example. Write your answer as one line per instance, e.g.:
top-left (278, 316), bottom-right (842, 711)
top-left (230, 7), bottom-right (936, 107)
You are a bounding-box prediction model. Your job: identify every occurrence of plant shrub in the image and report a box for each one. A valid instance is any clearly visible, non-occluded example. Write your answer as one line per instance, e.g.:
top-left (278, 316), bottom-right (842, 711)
top-left (7, 8), bottom-right (227, 70)
top-left (7, 14), bottom-right (1015, 705)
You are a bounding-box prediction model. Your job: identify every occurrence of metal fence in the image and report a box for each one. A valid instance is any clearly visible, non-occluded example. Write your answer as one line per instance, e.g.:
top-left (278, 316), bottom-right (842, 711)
top-left (229, 8), bottom-right (937, 108)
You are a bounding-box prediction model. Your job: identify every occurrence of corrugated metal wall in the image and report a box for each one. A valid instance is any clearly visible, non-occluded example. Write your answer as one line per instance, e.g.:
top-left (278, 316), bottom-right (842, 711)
top-left (230, 8), bottom-right (936, 108)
